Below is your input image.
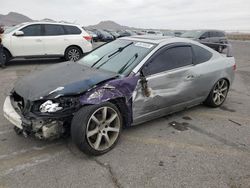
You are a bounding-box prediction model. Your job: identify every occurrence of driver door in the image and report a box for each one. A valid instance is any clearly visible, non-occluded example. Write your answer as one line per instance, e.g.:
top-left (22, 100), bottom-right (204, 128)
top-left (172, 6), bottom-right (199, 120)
top-left (132, 44), bottom-right (202, 125)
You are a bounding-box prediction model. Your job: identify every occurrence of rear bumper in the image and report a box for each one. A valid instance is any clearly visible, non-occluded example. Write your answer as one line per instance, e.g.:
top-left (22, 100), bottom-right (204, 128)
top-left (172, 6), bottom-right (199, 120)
top-left (3, 96), bottom-right (23, 129)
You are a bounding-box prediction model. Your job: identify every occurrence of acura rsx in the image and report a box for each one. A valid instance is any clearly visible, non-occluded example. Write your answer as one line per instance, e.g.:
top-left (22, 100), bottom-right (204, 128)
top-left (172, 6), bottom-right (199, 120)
top-left (3, 36), bottom-right (236, 155)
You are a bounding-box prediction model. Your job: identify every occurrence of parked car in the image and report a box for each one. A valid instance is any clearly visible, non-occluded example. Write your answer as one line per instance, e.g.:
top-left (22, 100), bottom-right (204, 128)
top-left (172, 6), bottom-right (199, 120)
top-left (117, 30), bottom-right (136, 37)
top-left (2, 22), bottom-right (92, 64)
top-left (93, 29), bottom-right (114, 42)
top-left (105, 30), bottom-right (120, 39)
top-left (86, 30), bottom-right (98, 42)
top-left (174, 31), bottom-right (184, 37)
top-left (3, 36), bottom-right (235, 155)
top-left (147, 31), bottom-right (163, 36)
top-left (181, 30), bottom-right (228, 52)
top-left (163, 31), bottom-right (175, 36)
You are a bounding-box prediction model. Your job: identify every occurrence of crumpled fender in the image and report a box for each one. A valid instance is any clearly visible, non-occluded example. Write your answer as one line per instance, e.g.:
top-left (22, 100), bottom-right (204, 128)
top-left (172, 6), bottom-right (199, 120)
top-left (80, 75), bottom-right (139, 105)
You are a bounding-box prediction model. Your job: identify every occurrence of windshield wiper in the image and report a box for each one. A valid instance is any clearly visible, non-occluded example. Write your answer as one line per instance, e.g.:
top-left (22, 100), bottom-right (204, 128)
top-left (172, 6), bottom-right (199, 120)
top-left (91, 42), bottom-right (134, 68)
top-left (118, 53), bottom-right (138, 74)
top-left (108, 42), bottom-right (134, 58)
top-left (96, 42), bottom-right (134, 69)
top-left (91, 52), bottom-right (110, 68)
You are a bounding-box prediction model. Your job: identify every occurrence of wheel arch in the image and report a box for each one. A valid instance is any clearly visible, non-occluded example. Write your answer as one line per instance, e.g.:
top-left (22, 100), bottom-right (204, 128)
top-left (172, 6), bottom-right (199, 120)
top-left (64, 45), bottom-right (84, 56)
top-left (108, 97), bottom-right (132, 128)
top-left (3, 47), bottom-right (12, 58)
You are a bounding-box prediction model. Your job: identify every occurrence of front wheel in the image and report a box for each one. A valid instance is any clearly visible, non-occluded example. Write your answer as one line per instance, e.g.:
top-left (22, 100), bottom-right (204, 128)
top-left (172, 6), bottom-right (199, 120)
top-left (3, 49), bottom-right (11, 65)
top-left (65, 46), bottom-right (82, 62)
top-left (204, 79), bottom-right (229, 107)
top-left (71, 102), bottom-right (122, 156)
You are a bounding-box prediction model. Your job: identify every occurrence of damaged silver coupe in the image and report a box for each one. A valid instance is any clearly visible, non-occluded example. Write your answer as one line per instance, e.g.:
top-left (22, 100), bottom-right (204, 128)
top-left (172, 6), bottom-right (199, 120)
top-left (3, 36), bottom-right (236, 155)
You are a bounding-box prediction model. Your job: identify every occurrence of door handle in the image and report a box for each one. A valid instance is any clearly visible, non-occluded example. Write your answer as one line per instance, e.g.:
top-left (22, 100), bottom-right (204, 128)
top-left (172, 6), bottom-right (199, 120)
top-left (36, 39), bottom-right (42, 42)
top-left (185, 75), bottom-right (195, 80)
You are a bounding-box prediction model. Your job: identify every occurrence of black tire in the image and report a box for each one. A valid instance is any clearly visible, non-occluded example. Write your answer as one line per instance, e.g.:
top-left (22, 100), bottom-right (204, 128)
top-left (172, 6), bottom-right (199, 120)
top-left (65, 46), bottom-right (83, 62)
top-left (217, 45), bottom-right (223, 53)
top-left (204, 79), bottom-right (229, 107)
top-left (71, 102), bottom-right (122, 156)
top-left (3, 49), bottom-right (11, 65)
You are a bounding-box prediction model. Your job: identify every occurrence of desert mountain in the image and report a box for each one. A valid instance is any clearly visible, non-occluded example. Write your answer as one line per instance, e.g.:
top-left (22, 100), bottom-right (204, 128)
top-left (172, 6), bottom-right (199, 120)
top-left (0, 12), bottom-right (33, 26)
top-left (86, 20), bottom-right (132, 30)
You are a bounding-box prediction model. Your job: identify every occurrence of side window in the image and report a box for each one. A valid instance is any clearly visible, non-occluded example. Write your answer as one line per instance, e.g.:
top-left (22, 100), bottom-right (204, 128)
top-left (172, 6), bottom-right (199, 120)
top-left (210, 31), bottom-right (217, 37)
top-left (200, 32), bottom-right (208, 39)
top-left (44, 24), bottom-right (65, 36)
top-left (64, 25), bottom-right (81, 35)
top-left (20, 24), bottom-right (41, 36)
top-left (192, 44), bottom-right (212, 64)
top-left (144, 46), bottom-right (193, 75)
top-left (217, 32), bottom-right (225, 37)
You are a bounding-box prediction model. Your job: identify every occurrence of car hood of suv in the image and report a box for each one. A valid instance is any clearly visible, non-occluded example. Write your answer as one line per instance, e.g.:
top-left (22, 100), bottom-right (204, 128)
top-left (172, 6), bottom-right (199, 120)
top-left (13, 62), bottom-right (118, 101)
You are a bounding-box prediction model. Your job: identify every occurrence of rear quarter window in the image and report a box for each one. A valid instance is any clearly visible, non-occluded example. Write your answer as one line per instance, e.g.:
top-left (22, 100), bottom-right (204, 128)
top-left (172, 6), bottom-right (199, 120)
top-left (192, 44), bottom-right (212, 64)
top-left (64, 25), bottom-right (82, 35)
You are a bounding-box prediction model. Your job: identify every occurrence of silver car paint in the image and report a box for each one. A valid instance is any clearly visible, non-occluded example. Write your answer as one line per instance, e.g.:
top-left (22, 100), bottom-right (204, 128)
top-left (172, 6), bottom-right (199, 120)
top-left (124, 37), bottom-right (235, 125)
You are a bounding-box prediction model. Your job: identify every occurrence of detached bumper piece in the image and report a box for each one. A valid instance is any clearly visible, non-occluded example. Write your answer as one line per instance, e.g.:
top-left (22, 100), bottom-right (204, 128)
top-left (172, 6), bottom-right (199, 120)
top-left (3, 96), bottom-right (65, 140)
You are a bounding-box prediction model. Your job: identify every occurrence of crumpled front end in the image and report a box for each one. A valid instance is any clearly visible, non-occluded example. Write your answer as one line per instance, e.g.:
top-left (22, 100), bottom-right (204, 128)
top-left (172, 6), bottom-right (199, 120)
top-left (3, 92), bottom-right (68, 139)
top-left (3, 74), bottom-right (140, 139)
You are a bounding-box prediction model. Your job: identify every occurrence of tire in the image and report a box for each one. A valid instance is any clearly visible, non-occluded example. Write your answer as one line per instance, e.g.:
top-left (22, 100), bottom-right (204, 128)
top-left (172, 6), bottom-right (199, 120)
top-left (65, 46), bottom-right (83, 62)
top-left (71, 102), bottom-right (122, 156)
top-left (204, 79), bottom-right (229, 107)
top-left (217, 45), bottom-right (223, 53)
top-left (3, 49), bottom-right (11, 65)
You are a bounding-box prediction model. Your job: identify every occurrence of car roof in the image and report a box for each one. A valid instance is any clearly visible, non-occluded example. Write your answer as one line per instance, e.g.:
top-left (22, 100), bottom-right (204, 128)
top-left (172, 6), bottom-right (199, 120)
top-left (20, 21), bottom-right (82, 27)
top-left (121, 35), bottom-right (196, 45)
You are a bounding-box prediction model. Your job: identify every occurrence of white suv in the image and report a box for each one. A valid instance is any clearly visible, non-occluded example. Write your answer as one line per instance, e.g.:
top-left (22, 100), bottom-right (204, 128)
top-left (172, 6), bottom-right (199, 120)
top-left (2, 22), bottom-right (93, 63)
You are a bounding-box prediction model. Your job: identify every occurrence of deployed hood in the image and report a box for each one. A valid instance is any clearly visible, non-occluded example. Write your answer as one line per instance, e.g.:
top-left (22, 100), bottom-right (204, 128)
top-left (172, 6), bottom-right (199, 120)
top-left (14, 62), bottom-right (118, 101)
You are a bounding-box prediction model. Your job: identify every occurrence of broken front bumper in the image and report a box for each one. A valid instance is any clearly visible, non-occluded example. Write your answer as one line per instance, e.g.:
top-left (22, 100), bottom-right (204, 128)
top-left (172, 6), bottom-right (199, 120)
top-left (3, 96), bottom-right (23, 129)
top-left (3, 96), bottom-right (65, 139)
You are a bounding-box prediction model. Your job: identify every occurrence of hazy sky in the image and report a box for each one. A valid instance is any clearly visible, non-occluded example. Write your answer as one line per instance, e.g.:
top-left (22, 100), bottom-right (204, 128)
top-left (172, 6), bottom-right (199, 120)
top-left (1, 0), bottom-right (250, 30)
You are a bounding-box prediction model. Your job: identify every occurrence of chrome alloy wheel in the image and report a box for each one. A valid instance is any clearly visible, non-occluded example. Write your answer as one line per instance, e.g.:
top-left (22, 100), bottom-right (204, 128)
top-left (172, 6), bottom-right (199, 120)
top-left (68, 48), bottom-right (80, 61)
top-left (212, 79), bottom-right (229, 105)
top-left (86, 107), bottom-right (121, 151)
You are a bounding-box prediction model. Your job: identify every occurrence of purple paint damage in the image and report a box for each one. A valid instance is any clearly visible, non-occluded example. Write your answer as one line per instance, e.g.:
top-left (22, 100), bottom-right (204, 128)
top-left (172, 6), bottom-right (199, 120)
top-left (80, 75), bottom-right (139, 126)
top-left (80, 75), bottom-right (139, 104)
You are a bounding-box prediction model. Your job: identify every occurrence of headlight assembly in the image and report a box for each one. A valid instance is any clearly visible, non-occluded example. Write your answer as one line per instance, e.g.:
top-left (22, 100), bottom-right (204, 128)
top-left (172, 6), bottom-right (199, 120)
top-left (35, 97), bottom-right (80, 114)
top-left (39, 100), bottom-right (63, 113)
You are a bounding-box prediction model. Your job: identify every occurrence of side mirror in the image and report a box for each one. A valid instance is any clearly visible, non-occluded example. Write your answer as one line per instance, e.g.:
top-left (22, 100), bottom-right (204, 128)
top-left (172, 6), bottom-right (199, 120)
top-left (14, 31), bottom-right (24, 36)
top-left (199, 36), bottom-right (206, 40)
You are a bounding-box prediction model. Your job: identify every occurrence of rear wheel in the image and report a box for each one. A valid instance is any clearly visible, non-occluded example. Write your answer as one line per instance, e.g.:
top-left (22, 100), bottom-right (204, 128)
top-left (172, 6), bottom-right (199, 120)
top-left (217, 45), bottom-right (223, 53)
top-left (204, 79), bottom-right (229, 107)
top-left (65, 46), bottom-right (82, 62)
top-left (71, 102), bottom-right (122, 156)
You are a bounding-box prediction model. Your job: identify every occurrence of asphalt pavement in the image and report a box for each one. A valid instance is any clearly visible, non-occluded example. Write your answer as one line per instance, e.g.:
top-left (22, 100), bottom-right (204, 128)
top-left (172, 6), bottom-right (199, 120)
top-left (0, 41), bottom-right (249, 188)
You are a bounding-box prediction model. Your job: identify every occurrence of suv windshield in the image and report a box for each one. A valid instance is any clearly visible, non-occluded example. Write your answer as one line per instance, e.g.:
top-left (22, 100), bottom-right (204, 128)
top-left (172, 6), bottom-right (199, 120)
top-left (4, 23), bottom-right (26, 34)
top-left (78, 39), bottom-right (155, 75)
top-left (181, 30), bottom-right (203, 38)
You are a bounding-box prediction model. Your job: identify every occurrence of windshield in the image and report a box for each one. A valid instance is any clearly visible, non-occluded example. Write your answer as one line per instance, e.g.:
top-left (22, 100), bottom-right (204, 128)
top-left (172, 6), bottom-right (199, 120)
top-left (78, 39), bottom-right (155, 75)
top-left (4, 23), bottom-right (25, 34)
top-left (181, 30), bottom-right (203, 38)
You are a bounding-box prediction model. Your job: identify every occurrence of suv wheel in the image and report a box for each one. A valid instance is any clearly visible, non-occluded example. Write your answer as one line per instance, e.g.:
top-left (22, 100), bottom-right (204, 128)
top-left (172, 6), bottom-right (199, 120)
top-left (71, 102), bottom-right (122, 156)
top-left (217, 45), bottom-right (223, 53)
top-left (3, 50), bottom-right (11, 65)
top-left (65, 46), bottom-right (82, 62)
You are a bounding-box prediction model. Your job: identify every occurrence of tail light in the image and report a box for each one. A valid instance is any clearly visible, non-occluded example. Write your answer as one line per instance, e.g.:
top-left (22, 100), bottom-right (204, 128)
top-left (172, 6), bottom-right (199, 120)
top-left (233, 63), bottom-right (236, 71)
top-left (83, 36), bottom-right (92, 42)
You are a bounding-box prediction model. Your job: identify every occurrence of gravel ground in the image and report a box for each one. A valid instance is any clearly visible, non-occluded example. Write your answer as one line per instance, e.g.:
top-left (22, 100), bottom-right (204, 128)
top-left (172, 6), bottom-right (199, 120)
top-left (0, 41), bottom-right (249, 188)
